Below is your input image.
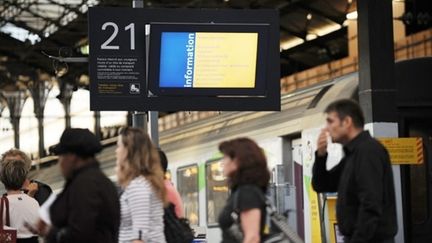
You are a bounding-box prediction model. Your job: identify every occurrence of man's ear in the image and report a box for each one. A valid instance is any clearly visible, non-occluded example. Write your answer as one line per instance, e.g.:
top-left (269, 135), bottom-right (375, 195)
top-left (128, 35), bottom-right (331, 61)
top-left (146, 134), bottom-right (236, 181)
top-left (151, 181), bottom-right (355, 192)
top-left (343, 116), bottom-right (353, 128)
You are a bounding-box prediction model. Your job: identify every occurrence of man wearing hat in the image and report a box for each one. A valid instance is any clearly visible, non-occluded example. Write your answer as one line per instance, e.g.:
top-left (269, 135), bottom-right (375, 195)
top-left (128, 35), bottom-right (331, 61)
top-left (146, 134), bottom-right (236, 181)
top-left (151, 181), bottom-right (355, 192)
top-left (45, 128), bottom-right (120, 243)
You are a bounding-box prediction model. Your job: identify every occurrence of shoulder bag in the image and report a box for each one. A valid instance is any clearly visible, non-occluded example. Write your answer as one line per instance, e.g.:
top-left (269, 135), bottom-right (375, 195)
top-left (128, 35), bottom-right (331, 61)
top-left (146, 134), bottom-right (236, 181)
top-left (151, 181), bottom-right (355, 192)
top-left (0, 195), bottom-right (17, 243)
top-left (164, 203), bottom-right (194, 243)
top-left (229, 188), bottom-right (304, 243)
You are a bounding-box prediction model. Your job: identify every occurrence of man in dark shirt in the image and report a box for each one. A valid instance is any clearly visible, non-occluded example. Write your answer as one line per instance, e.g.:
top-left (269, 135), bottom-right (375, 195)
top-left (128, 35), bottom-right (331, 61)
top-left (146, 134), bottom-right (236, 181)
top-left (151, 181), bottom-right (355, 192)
top-left (312, 99), bottom-right (397, 243)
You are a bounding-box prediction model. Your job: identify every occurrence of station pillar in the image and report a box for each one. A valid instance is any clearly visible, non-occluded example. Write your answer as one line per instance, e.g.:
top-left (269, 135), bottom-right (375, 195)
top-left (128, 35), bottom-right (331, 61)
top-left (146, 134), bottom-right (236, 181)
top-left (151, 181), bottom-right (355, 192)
top-left (1, 88), bottom-right (28, 149)
top-left (29, 79), bottom-right (53, 158)
top-left (357, 0), bottom-right (404, 242)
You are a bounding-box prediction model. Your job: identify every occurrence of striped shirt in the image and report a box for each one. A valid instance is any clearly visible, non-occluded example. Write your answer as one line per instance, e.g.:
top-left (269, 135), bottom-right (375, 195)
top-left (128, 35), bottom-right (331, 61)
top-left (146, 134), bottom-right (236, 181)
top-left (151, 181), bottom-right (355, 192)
top-left (119, 176), bottom-right (166, 243)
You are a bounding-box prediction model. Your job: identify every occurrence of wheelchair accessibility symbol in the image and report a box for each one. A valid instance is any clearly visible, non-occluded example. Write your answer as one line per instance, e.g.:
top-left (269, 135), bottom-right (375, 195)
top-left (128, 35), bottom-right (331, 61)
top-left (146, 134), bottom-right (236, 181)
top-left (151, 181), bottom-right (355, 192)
top-left (129, 83), bottom-right (140, 94)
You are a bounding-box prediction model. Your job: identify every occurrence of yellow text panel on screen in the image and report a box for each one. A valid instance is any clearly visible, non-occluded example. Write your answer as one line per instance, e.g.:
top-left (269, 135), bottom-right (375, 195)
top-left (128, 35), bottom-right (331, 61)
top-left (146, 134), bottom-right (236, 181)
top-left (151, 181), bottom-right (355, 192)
top-left (193, 32), bottom-right (258, 88)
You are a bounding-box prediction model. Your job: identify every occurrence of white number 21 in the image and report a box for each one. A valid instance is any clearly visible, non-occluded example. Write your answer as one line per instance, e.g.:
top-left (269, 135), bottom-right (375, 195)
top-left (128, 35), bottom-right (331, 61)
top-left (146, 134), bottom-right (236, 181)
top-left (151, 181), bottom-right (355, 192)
top-left (101, 22), bottom-right (135, 50)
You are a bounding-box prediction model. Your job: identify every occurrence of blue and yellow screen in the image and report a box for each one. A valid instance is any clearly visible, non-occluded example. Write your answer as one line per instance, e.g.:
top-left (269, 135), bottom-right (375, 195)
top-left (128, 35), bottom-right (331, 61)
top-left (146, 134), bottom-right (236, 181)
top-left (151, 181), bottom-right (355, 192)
top-left (159, 32), bottom-right (258, 88)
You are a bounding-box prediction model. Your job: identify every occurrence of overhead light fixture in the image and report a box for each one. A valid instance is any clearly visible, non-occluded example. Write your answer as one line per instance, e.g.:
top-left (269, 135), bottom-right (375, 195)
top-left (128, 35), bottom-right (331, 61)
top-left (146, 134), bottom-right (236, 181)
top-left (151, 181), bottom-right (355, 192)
top-left (307, 13), bottom-right (313, 20)
top-left (306, 33), bottom-right (317, 41)
top-left (280, 38), bottom-right (305, 51)
top-left (346, 11), bottom-right (358, 20)
top-left (0, 23), bottom-right (41, 44)
top-left (315, 24), bottom-right (342, 36)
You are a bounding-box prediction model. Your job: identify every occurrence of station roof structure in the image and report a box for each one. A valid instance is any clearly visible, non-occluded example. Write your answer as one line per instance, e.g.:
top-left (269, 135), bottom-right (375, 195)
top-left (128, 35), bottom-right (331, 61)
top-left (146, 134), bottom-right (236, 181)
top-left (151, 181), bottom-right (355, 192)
top-left (0, 0), bottom-right (430, 105)
top-left (0, 0), bottom-right (353, 88)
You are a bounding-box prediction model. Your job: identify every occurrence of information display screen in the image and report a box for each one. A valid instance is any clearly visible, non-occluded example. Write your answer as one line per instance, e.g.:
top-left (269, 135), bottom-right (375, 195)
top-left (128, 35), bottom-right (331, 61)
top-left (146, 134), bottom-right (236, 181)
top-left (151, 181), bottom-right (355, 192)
top-left (148, 23), bottom-right (269, 96)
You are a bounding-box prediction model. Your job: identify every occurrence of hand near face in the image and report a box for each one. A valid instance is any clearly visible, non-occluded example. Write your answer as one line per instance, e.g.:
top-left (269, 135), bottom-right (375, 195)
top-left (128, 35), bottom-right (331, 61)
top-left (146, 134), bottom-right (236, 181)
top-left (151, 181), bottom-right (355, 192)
top-left (26, 182), bottom-right (39, 197)
top-left (317, 128), bottom-right (329, 157)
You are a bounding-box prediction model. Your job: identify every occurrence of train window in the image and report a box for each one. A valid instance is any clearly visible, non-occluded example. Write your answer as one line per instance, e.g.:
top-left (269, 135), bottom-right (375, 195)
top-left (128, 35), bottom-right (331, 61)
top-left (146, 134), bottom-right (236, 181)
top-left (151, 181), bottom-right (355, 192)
top-left (177, 165), bottom-right (199, 225)
top-left (205, 158), bottom-right (229, 226)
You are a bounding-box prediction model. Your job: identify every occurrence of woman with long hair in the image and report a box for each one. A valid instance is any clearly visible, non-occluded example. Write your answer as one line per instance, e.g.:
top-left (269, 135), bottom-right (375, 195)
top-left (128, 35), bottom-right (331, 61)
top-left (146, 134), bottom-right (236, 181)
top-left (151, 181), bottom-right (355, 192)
top-left (218, 137), bottom-right (270, 243)
top-left (116, 127), bottom-right (167, 243)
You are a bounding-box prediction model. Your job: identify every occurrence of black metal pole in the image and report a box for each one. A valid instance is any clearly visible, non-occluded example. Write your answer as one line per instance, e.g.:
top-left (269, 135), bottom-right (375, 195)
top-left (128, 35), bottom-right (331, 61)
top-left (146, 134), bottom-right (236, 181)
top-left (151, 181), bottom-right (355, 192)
top-left (358, 0), bottom-right (397, 123)
top-left (131, 0), bottom-right (159, 147)
top-left (131, 0), bottom-right (147, 132)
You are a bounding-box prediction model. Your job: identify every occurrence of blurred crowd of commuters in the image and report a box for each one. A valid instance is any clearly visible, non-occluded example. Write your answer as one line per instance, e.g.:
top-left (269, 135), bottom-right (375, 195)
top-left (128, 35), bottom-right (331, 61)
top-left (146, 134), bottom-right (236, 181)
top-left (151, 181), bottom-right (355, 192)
top-left (0, 126), bottom-right (187, 243)
top-left (0, 128), bottom-right (271, 243)
top-left (0, 99), bottom-right (396, 243)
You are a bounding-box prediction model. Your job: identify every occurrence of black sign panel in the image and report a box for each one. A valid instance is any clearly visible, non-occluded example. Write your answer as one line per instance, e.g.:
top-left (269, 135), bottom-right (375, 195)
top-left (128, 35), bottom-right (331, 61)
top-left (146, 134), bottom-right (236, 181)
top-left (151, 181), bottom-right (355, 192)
top-left (89, 8), bottom-right (146, 110)
top-left (89, 8), bottom-right (280, 111)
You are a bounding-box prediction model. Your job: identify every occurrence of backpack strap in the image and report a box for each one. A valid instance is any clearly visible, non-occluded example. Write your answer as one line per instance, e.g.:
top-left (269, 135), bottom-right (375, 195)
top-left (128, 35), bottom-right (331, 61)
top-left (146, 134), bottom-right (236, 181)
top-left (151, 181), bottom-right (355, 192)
top-left (231, 189), bottom-right (241, 222)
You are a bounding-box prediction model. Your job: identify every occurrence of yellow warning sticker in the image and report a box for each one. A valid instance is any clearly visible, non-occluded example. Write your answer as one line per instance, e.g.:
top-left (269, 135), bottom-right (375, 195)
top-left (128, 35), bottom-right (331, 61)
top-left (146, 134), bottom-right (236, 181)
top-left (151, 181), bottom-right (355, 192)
top-left (378, 137), bottom-right (424, 165)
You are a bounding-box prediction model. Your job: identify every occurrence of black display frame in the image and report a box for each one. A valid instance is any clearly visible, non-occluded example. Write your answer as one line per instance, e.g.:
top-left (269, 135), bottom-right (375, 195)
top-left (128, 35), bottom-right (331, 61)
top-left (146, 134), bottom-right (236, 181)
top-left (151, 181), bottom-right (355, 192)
top-left (148, 22), bottom-right (269, 97)
top-left (89, 7), bottom-right (280, 111)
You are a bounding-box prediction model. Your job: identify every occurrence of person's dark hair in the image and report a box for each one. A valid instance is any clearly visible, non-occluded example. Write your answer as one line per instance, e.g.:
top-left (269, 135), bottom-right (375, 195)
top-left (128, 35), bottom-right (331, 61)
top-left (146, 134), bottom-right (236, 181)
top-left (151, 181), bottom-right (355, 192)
top-left (0, 160), bottom-right (27, 190)
top-left (158, 149), bottom-right (168, 173)
top-left (324, 99), bottom-right (365, 128)
top-left (219, 137), bottom-right (270, 190)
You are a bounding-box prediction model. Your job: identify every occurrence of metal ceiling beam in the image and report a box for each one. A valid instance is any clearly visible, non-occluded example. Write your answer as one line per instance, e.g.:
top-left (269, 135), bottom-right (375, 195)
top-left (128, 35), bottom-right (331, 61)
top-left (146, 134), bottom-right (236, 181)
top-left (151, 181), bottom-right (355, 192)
top-left (20, 5), bottom-right (80, 36)
top-left (47, 0), bottom-right (88, 18)
top-left (280, 58), bottom-right (312, 77)
top-left (38, 0), bottom-right (88, 38)
top-left (281, 25), bottom-right (347, 61)
top-left (39, 0), bottom-right (85, 38)
top-left (0, 15), bottom-right (47, 40)
top-left (0, 49), bottom-right (50, 75)
top-left (278, 0), bottom-right (310, 16)
top-left (0, 34), bottom-right (54, 75)
top-left (280, 27), bottom-right (346, 57)
top-left (0, 0), bottom-right (35, 26)
top-left (0, 7), bottom-right (74, 49)
top-left (279, 0), bottom-right (346, 26)
top-left (0, 14), bottom-right (67, 47)
top-left (298, 3), bottom-right (345, 25)
top-left (280, 25), bottom-right (306, 40)
top-left (281, 56), bottom-right (311, 69)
